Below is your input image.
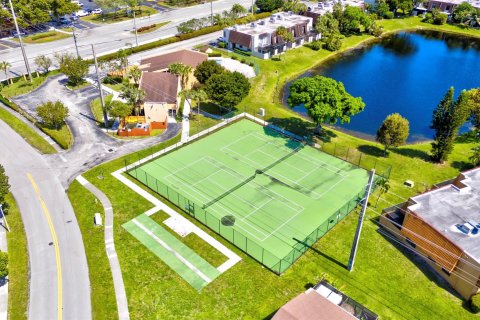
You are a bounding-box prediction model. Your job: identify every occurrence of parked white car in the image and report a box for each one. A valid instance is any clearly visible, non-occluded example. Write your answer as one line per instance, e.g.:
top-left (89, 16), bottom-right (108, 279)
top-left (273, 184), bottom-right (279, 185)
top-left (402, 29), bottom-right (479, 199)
top-left (92, 8), bottom-right (102, 14)
top-left (76, 9), bottom-right (89, 17)
top-left (71, 0), bottom-right (84, 7)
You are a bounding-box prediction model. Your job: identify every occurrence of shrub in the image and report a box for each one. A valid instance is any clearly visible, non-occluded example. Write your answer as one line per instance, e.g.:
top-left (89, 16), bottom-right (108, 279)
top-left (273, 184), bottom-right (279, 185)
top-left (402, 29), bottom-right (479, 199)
top-left (249, 62), bottom-right (254, 67)
top-left (207, 53), bottom-right (222, 57)
top-left (103, 76), bottom-right (123, 84)
top-left (385, 11), bottom-right (394, 19)
top-left (218, 41), bottom-right (226, 48)
top-left (240, 58), bottom-right (246, 64)
top-left (422, 13), bottom-right (434, 24)
top-left (470, 294), bottom-right (480, 313)
top-left (30, 31), bottom-right (56, 41)
top-left (306, 40), bottom-right (322, 51)
top-left (231, 56), bottom-right (238, 60)
top-left (137, 24), bottom-right (156, 33)
top-left (434, 13), bottom-right (448, 25)
top-left (0, 251), bottom-right (7, 278)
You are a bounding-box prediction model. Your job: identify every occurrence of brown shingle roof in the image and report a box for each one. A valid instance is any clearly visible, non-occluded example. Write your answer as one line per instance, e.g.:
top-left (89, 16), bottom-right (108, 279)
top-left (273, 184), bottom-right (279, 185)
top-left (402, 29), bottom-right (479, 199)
top-left (140, 72), bottom-right (179, 104)
top-left (272, 290), bottom-right (356, 320)
top-left (140, 49), bottom-right (208, 72)
top-left (229, 30), bottom-right (253, 48)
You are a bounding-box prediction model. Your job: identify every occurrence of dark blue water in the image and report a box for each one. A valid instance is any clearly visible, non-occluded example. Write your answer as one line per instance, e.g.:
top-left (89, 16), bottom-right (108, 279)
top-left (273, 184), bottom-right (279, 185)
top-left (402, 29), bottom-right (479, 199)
top-left (288, 31), bottom-right (480, 142)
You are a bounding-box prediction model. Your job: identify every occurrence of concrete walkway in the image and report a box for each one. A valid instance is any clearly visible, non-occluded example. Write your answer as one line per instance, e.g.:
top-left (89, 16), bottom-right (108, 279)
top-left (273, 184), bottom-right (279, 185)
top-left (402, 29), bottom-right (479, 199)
top-left (181, 99), bottom-right (191, 143)
top-left (75, 175), bottom-right (130, 320)
top-left (0, 219), bottom-right (7, 320)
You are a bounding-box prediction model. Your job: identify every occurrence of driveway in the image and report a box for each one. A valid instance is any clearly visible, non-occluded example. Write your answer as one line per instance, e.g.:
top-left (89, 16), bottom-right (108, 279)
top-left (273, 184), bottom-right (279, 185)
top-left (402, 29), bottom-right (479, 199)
top-left (13, 74), bottom-right (181, 185)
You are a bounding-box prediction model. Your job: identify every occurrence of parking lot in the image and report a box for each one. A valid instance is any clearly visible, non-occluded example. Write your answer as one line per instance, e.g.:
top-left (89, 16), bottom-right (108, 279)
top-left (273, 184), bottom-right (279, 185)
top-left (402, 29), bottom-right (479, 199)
top-left (0, 39), bottom-right (20, 52)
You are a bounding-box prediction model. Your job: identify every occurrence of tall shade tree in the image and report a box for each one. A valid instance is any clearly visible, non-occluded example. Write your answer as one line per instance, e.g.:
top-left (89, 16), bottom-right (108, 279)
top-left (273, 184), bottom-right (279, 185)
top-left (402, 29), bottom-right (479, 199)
top-left (120, 84), bottom-right (145, 115)
top-left (59, 56), bottom-right (89, 86)
top-left (255, 0), bottom-right (284, 12)
top-left (282, 0), bottom-right (307, 13)
top-left (194, 60), bottom-right (225, 84)
top-left (287, 76), bottom-right (365, 132)
top-left (205, 71), bottom-right (250, 110)
top-left (464, 88), bottom-right (480, 131)
top-left (276, 26), bottom-right (295, 62)
top-left (0, 165), bottom-right (10, 205)
top-left (453, 2), bottom-right (475, 23)
top-left (34, 55), bottom-right (53, 74)
top-left (109, 100), bottom-right (133, 122)
top-left (36, 100), bottom-right (69, 129)
top-left (180, 89), bottom-right (208, 119)
top-left (315, 13), bottom-right (340, 38)
top-left (376, 113), bottom-right (410, 156)
top-left (0, 61), bottom-right (12, 85)
top-left (430, 87), bottom-right (470, 163)
top-left (50, 0), bottom-right (79, 20)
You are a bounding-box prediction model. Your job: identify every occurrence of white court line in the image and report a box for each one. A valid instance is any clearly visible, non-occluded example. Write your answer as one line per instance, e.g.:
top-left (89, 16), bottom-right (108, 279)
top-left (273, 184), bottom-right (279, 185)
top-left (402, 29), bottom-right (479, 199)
top-left (131, 219), bottom-right (212, 283)
top-left (113, 170), bottom-right (242, 274)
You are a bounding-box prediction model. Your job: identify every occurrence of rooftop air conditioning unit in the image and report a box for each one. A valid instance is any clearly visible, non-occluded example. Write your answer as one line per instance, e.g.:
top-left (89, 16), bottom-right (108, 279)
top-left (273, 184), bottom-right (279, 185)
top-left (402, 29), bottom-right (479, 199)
top-left (259, 20), bottom-right (265, 25)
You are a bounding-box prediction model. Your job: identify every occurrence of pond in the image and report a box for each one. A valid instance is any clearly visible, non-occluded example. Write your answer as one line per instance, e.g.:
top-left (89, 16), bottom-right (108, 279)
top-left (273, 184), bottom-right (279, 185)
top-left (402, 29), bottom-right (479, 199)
top-left (287, 31), bottom-right (480, 142)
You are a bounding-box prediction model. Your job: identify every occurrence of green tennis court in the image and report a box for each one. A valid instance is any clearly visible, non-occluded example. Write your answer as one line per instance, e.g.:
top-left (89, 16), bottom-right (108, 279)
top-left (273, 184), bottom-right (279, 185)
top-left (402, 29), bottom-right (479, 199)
top-left (129, 119), bottom-right (369, 273)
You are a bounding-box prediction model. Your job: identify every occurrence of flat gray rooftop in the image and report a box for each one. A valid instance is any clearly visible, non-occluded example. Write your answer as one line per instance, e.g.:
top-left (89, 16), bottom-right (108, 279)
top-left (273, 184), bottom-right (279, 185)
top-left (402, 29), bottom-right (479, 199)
top-left (408, 168), bottom-right (480, 262)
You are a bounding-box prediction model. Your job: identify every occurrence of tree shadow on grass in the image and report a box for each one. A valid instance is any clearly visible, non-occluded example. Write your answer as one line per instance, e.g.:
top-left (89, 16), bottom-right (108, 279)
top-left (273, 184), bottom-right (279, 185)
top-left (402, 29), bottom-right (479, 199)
top-left (451, 161), bottom-right (474, 171)
top-left (267, 117), bottom-right (316, 139)
top-left (390, 147), bottom-right (431, 162)
top-left (358, 145), bottom-right (384, 157)
top-left (293, 237), bottom-right (347, 269)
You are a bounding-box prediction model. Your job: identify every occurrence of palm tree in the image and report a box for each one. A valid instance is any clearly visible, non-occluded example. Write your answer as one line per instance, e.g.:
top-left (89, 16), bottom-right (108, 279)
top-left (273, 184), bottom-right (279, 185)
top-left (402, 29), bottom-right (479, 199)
top-left (128, 65), bottom-right (142, 86)
top-left (276, 26), bottom-right (295, 62)
top-left (374, 178), bottom-right (390, 208)
top-left (168, 63), bottom-right (192, 89)
top-left (0, 61), bottom-right (12, 85)
top-left (120, 84), bottom-right (145, 116)
top-left (179, 89), bottom-right (208, 125)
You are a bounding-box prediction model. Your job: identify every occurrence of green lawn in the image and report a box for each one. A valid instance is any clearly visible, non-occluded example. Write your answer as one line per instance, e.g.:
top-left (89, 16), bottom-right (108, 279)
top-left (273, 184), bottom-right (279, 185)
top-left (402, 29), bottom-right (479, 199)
top-left (0, 107), bottom-right (56, 154)
top-left (1, 71), bottom-right (59, 98)
top-left (90, 95), bottom-right (113, 127)
top-left (40, 124), bottom-right (73, 149)
top-left (13, 31), bottom-right (70, 44)
top-left (188, 113), bottom-right (221, 136)
top-left (68, 181), bottom-right (118, 320)
top-left (5, 193), bottom-right (29, 320)
top-left (67, 16), bottom-right (480, 319)
top-left (81, 6), bottom-right (157, 24)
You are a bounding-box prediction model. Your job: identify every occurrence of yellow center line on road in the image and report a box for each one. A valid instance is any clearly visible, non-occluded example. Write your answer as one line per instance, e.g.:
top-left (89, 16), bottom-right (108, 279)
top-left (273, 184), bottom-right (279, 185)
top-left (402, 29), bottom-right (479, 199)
top-left (27, 173), bottom-right (63, 320)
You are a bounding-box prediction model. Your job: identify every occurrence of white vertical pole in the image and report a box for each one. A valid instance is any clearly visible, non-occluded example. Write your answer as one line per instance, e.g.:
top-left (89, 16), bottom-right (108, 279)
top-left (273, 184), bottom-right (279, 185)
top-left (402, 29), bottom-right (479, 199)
top-left (348, 169), bottom-right (375, 272)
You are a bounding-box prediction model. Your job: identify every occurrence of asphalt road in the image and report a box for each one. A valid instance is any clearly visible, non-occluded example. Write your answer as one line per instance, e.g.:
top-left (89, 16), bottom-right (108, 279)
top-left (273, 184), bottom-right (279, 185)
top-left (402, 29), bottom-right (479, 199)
top-left (0, 0), bottom-right (252, 80)
top-left (0, 120), bottom-right (91, 320)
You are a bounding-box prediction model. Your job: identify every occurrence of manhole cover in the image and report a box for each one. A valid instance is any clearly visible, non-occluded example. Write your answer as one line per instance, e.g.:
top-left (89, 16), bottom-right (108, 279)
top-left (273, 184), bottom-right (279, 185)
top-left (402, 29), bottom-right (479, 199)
top-left (221, 215), bottom-right (235, 226)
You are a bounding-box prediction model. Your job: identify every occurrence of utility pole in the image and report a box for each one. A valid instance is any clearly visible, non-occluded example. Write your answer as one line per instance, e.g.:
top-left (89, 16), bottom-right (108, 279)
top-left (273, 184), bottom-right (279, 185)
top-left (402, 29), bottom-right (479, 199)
top-left (210, 0), bottom-right (213, 26)
top-left (91, 44), bottom-right (108, 128)
top-left (347, 169), bottom-right (375, 272)
top-left (8, 0), bottom-right (32, 82)
top-left (72, 22), bottom-right (80, 58)
top-left (0, 204), bottom-right (10, 232)
top-left (133, 9), bottom-right (139, 47)
top-left (251, 0), bottom-right (254, 15)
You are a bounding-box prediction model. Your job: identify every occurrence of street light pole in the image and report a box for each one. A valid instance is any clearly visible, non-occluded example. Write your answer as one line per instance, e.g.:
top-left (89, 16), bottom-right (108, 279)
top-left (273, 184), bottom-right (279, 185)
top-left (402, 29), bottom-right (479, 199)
top-left (210, 0), bottom-right (213, 26)
top-left (91, 44), bottom-right (108, 128)
top-left (8, 0), bottom-right (32, 82)
top-left (72, 22), bottom-right (80, 58)
top-left (0, 205), bottom-right (10, 232)
top-left (133, 9), bottom-right (139, 47)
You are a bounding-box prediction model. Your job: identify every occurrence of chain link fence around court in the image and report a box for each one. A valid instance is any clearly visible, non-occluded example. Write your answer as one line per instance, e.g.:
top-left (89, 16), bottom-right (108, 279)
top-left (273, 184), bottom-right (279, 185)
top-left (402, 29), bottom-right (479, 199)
top-left (122, 112), bottom-right (386, 274)
top-left (126, 162), bottom-right (375, 274)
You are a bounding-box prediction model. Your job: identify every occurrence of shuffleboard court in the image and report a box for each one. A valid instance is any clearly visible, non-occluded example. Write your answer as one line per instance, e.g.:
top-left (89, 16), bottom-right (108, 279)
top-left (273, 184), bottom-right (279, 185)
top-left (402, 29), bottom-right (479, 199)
top-left (129, 119), bottom-right (370, 273)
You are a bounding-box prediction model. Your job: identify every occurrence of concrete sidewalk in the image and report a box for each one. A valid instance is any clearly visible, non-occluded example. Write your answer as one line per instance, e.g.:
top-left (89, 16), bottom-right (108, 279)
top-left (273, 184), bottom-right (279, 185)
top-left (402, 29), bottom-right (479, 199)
top-left (181, 99), bottom-right (191, 143)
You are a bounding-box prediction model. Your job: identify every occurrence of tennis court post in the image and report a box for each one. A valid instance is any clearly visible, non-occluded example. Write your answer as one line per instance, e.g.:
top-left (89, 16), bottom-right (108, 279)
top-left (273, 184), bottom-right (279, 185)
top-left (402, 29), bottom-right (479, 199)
top-left (347, 169), bottom-right (375, 272)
